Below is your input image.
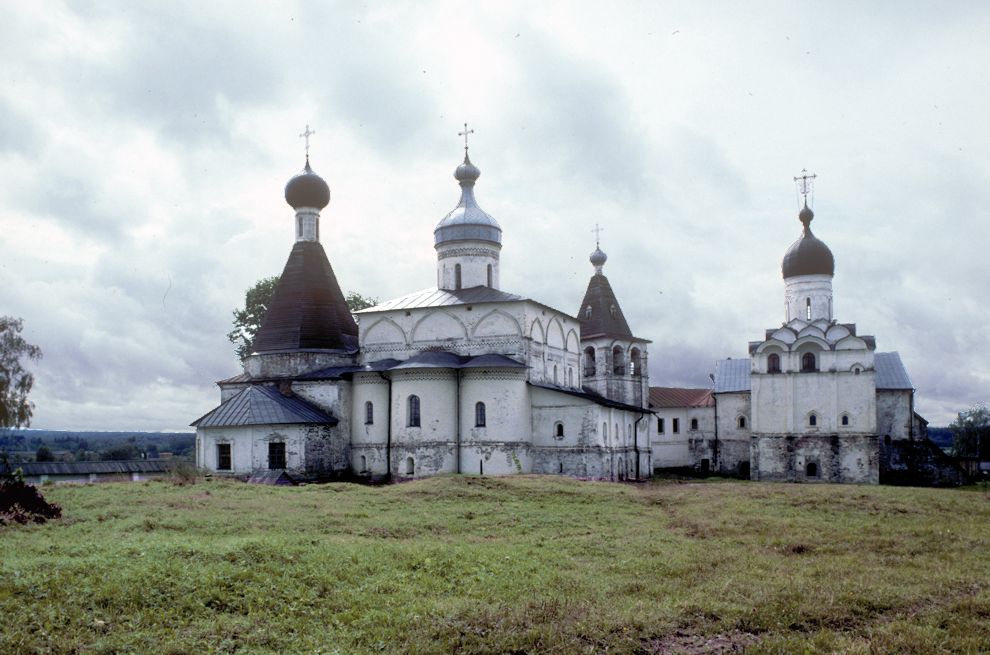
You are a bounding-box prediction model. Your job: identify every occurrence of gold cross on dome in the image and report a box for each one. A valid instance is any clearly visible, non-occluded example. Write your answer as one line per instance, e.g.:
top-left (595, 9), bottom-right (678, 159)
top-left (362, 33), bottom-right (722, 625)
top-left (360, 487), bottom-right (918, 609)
top-left (299, 124), bottom-right (316, 159)
top-left (458, 122), bottom-right (475, 153)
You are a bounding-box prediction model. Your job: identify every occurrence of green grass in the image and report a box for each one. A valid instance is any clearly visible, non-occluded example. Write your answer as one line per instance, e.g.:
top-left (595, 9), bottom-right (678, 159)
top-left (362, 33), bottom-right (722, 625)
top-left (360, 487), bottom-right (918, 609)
top-left (2, 476), bottom-right (989, 654)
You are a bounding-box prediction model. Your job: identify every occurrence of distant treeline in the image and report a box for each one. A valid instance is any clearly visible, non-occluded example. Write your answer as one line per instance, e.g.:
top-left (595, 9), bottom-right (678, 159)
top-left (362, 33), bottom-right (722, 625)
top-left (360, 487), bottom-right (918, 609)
top-left (0, 429), bottom-right (195, 463)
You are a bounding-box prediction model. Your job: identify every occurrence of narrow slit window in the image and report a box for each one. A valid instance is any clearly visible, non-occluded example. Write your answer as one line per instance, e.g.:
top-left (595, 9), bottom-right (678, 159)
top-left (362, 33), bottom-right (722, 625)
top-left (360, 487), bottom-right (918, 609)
top-left (806, 297), bottom-right (811, 320)
top-left (408, 395), bottom-right (421, 427)
top-left (365, 401), bottom-right (374, 425)
top-left (455, 264), bottom-right (462, 290)
top-left (475, 401), bottom-right (486, 427)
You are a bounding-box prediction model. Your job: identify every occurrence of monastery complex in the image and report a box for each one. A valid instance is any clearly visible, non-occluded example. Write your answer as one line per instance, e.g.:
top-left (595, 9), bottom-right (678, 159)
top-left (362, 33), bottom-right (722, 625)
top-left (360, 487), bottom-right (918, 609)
top-left (193, 137), bottom-right (957, 485)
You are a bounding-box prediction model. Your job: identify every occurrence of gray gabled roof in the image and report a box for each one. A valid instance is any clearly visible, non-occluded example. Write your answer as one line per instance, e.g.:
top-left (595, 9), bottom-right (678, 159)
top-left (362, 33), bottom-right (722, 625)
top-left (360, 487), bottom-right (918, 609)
top-left (191, 386), bottom-right (337, 428)
top-left (1, 460), bottom-right (172, 476)
top-left (529, 382), bottom-right (648, 413)
top-left (390, 351), bottom-right (527, 371)
top-left (875, 352), bottom-right (913, 390)
top-left (713, 358), bottom-right (751, 393)
top-left (358, 286), bottom-right (526, 313)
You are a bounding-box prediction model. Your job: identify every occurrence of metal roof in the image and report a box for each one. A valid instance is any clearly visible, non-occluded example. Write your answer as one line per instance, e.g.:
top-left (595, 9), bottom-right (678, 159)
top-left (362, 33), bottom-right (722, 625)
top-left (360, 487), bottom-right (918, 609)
top-left (1, 460), bottom-right (171, 476)
top-left (358, 286), bottom-right (527, 312)
top-left (578, 273), bottom-right (634, 340)
top-left (875, 352), bottom-right (913, 390)
top-left (782, 208), bottom-right (835, 278)
top-left (713, 358), bottom-right (752, 393)
top-left (390, 351), bottom-right (527, 371)
top-left (649, 387), bottom-right (714, 408)
top-left (529, 382), bottom-right (649, 413)
top-left (191, 386), bottom-right (338, 428)
top-left (252, 241), bottom-right (358, 354)
top-left (434, 154), bottom-right (502, 246)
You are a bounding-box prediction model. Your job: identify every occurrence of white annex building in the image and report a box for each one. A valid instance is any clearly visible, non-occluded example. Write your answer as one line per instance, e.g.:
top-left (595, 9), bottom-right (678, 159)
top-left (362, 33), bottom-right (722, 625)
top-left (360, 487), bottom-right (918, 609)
top-left (194, 143), bottom-right (652, 482)
top-left (194, 141), bottom-right (954, 485)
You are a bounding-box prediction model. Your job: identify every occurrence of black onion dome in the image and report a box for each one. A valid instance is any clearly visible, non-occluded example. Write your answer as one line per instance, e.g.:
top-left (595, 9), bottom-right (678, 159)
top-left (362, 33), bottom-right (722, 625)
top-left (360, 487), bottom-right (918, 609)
top-left (284, 159), bottom-right (330, 210)
top-left (782, 204), bottom-right (834, 278)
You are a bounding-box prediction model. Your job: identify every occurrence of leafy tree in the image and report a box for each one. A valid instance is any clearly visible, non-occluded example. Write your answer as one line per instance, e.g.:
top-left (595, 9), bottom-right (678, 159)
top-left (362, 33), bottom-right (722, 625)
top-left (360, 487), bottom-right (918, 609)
top-left (0, 317), bottom-right (43, 430)
top-left (227, 276), bottom-right (379, 359)
top-left (100, 444), bottom-right (141, 461)
top-left (345, 291), bottom-right (379, 312)
top-left (950, 403), bottom-right (990, 459)
top-left (227, 275), bottom-right (280, 360)
top-left (34, 445), bottom-right (54, 462)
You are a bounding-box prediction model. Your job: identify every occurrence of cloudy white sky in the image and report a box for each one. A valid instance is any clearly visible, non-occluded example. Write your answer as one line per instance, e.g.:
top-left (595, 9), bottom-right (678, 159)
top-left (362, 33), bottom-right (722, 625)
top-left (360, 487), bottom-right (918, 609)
top-left (1, 1), bottom-right (988, 431)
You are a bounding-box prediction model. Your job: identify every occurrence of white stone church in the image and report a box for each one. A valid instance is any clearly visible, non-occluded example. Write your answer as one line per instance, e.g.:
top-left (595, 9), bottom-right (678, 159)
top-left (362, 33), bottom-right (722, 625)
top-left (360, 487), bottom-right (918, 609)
top-left (193, 146), bottom-right (652, 481)
top-left (193, 143), bottom-right (943, 485)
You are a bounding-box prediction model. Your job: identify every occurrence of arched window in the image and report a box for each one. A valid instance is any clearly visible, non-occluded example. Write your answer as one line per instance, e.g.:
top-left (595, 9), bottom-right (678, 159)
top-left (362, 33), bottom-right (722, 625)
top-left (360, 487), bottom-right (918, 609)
top-left (610, 304), bottom-right (617, 319)
top-left (365, 401), bottom-right (374, 425)
top-left (767, 353), bottom-right (781, 373)
top-left (584, 305), bottom-right (592, 319)
top-left (408, 395), bottom-right (421, 427)
top-left (806, 297), bottom-right (812, 320)
top-left (360, 455), bottom-right (367, 472)
top-left (808, 413), bottom-right (817, 427)
top-left (690, 418), bottom-right (698, 431)
top-left (455, 264), bottom-right (462, 290)
top-left (296, 215), bottom-right (303, 239)
top-left (553, 364), bottom-right (558, 384)
top-left (612, 346), bottom-right (625, 375)
top-left (475, 401), bottom-right (486, 427)
top-left (567, 368), bottom-right (573, 387)
top-left (801, 352), bottom-right (817, 372)
top-left (486, 264), bottom-right (492, 288)
top-left (738, 416), bottom-right (747, 429)
top-left (405, 457), bottom-right (415, 475)
top-left (584, 346), bottom-right (596, 377)
top-left (806, 462), bottom-right (818, 478)
top-left (554, 422), bottom-right (564, 438)
top-left (630, 348), bottom-right (642, 377)
top-left (841, 414), bottom-right (849, 426)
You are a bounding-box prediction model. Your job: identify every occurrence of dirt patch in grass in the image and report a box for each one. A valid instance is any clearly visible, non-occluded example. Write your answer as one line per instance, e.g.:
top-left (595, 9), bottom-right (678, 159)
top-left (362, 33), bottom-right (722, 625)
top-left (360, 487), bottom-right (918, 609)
top-left (642, 629), bottom-right (761, 654)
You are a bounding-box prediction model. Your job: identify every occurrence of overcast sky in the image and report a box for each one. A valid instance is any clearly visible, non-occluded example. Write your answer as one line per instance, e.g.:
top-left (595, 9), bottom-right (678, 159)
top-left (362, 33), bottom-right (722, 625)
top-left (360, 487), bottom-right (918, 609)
top-left (1, 1), bottom-right (987, 431)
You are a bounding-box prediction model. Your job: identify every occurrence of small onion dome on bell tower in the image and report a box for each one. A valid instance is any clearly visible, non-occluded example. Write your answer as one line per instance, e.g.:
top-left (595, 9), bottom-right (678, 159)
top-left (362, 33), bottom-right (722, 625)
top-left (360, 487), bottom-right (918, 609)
top-left (284, 158), bottom-right (330, 210)
top-left (434, 152), bottom-right (502, 246)
top-left (590, 246), bottom-right (607, 275)
top-left (781, 202), bottom-right (834, 278)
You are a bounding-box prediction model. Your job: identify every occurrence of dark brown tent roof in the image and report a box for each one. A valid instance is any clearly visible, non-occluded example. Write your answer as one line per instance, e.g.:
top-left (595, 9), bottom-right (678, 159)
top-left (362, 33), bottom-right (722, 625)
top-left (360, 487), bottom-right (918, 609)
top-left (577, 274), bottom-right (633, 340)
top-left (252, 241), bottom-right (358, 353)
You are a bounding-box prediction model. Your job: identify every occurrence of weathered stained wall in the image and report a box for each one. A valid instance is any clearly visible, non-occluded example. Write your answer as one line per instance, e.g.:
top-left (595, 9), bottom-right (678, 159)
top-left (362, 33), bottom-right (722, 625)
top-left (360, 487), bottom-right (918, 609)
top-left (751, 433), bottom-right (879, 483)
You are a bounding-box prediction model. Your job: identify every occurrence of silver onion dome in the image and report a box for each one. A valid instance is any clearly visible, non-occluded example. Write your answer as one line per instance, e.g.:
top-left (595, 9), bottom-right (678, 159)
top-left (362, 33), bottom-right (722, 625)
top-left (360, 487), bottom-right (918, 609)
top-left (590, 246), bottom-right (607, 268)
top-left (434, 153), bottom-right (502, 246)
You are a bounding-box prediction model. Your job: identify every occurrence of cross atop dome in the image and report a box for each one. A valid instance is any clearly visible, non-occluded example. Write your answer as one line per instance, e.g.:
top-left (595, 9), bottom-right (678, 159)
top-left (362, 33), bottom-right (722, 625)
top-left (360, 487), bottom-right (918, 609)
top-left (458, 122), bottom-right (475, 158)
top-left (794, 168), bottom-right (816, 205)
top-left (299, 124), bottom-right (316, 162)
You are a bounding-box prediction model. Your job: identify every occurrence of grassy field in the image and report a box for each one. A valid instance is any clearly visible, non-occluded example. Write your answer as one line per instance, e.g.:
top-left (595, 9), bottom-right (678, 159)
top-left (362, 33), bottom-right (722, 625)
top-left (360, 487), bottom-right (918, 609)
top-left (1, 475), bottom-right (989, 654)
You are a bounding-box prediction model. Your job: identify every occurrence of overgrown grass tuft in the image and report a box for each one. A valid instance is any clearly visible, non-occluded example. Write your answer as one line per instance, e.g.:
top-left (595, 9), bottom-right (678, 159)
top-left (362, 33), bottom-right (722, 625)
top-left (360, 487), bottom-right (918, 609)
top-left (1, 476), bottom-right (988, 653)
